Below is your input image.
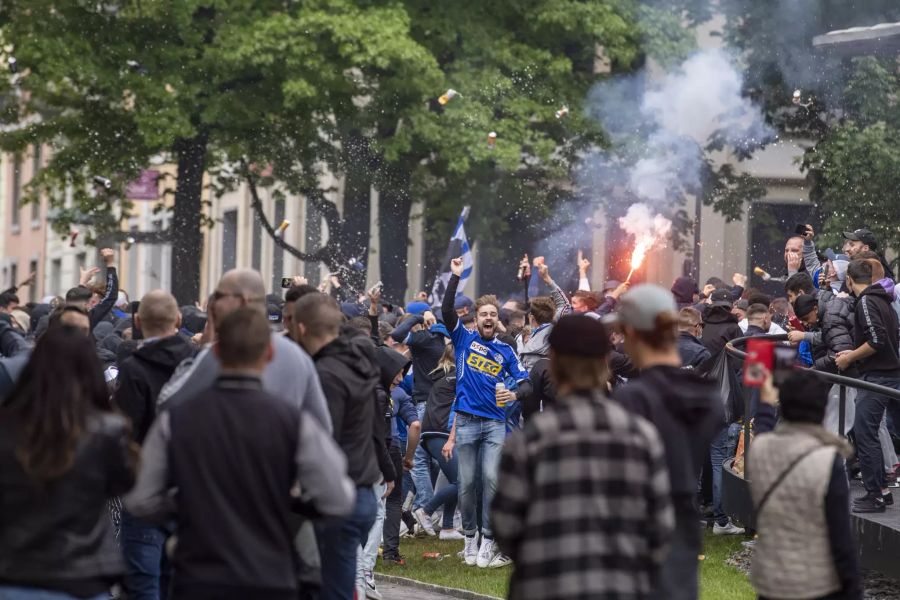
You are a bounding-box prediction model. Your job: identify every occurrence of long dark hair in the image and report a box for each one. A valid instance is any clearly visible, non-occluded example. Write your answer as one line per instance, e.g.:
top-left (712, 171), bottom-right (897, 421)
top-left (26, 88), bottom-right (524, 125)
top-left (1, 326), bottom-right (112, 481)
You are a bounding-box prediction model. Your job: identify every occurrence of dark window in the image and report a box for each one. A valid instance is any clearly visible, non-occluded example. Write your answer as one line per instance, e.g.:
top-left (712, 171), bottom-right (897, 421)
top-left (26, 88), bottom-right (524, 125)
top-left (11, 157), bottom-right (21, 228)
top-left (31, 145), bottom-right (41, 222)
top-left (28, 259), bottom-right (38, 303)
top-left (271, 199), bottom-right (285, 292)
top-left (9, 263), bottom-right (17, 290)
top-left (251, 212), bottom-right (262, 272)
top-left (222, 210), bottom-right (238, 272)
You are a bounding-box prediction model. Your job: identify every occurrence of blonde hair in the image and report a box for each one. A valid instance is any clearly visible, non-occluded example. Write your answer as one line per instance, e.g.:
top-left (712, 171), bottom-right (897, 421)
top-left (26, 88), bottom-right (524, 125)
top-left (432, 343), bottom-right (455, 375)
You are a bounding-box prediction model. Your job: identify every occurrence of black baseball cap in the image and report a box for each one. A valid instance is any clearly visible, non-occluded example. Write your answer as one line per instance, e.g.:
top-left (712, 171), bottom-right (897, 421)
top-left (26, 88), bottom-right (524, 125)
top-left (709, 289), bottom-right (733, 308)
top-left (548, 315), bottom-right (610, 357)
top-left (842, 228), bottom-right (878, 250)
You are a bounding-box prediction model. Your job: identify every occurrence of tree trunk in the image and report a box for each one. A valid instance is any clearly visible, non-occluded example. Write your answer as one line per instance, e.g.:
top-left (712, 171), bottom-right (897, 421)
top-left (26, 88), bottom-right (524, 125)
top-left (377, 163), bottom-right (412, 302)
top-left (340, 132), bottom-right (373, 293)
top-left (170, 133), bottom-right (209, 304)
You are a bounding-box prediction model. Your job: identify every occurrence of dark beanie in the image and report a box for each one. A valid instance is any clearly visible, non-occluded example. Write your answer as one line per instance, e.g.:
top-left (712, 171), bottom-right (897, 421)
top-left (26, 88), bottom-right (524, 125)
top-left (548, 315), bottom-right (610, 357)
top-left (671, 276), bottom-right (699, 304)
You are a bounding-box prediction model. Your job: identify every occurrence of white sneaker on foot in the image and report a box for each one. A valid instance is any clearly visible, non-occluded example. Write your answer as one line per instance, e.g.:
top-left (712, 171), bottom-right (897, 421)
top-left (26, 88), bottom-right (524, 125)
top-left (713, 520), bottom-right (745, 536)
top-left (463, 535), bottom-right (478, 566)
top-left (363, 570), bottom-right (383, 600)
top-left (413, 508), bottom-right (436, 536)
top-left (399, 521), bottom-right (410, 538)
top-left (488, 553), bottom-right (512, 569)
top-left (476, 537), bottom-right (498, 568)
top-left (439, 529), bottom-right (464, 540)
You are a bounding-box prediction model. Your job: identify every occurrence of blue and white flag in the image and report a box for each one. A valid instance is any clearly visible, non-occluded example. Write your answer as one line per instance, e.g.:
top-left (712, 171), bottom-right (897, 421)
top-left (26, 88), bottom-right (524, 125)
top-left (430, 206), bottom-right (473, 307)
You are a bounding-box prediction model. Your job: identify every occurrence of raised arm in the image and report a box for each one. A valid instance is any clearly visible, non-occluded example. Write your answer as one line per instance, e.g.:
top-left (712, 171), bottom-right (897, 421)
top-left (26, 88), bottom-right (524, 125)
top-left (89, 248), bottom-right (118, 328)
top-left (441, 257), bottom-right (464, 332)
top-left (538, 262), bottom-right (571, 319)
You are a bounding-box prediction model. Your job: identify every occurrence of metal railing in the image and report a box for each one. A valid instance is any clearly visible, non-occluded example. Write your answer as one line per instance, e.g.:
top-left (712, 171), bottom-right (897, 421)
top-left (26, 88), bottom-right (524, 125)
top-left (725, 334), bottom-right (900, 448)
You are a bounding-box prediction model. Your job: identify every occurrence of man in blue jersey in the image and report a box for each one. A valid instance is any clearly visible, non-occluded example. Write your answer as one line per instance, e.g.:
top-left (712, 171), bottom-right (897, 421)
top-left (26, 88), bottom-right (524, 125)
top-left (440, 257), bottom-right (532, 569)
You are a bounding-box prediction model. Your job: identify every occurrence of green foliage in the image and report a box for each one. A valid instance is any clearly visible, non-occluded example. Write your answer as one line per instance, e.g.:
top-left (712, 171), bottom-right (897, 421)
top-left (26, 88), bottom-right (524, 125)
top-left (719, 3), bottom-right (900, 264)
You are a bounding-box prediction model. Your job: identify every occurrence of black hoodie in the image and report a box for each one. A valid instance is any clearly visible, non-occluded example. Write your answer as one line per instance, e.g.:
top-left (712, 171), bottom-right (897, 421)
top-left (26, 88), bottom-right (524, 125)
top-left (114, 334), bottom-right (197, 444)
top-left (700, 306), bottom-right (743, 373)
top-left (314, 327), bottom-right (383, 487)
top-left (854, 284), bottom-right (900, 375)
top-left (422, 367), bottom-right (456, 437)
top-left (612, 365), bottom-right (723, 508)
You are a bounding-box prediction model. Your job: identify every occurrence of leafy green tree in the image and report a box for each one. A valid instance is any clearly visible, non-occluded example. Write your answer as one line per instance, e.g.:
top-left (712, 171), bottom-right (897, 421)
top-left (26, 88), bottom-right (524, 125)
top-left (719, 1), bottom-right (900, 266)
top-left (0, 0), bottom-right (437, 302)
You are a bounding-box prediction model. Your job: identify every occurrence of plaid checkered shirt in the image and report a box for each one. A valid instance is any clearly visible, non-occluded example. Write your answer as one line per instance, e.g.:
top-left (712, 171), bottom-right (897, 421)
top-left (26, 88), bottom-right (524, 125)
top-left (492, 391), bottom-right (674, 600)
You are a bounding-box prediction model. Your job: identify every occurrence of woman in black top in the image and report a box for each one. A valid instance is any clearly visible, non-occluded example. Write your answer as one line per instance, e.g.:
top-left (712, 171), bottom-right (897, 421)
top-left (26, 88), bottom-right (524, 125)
top-left (0, 326), bottom-right (136, 599)
top-left (413, 344), bottom-right (464, 540)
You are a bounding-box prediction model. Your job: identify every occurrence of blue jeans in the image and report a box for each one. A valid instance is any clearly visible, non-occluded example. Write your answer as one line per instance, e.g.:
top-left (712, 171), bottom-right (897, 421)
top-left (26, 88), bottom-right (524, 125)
top-left (120, 510), bottom-right (170, 600)
top-left (854, 372), bottom-right (900, 494)
top-left (0, 588), bottom-right (107, 600)
top-left (711, 423), bottom-right (741, 526)
top-left (422, 436), bottom-right (459, 529)
top-left (455, 412), bottom-right (505, 538)
top-left (316, 486), bottom-right (376, 600)
top-left (411, 403), bottom-right (434, 510)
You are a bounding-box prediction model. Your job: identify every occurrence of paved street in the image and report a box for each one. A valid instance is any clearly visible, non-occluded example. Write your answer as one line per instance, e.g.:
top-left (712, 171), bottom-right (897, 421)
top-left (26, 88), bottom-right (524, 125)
top-left (377, 580), bottom-right (476, 600)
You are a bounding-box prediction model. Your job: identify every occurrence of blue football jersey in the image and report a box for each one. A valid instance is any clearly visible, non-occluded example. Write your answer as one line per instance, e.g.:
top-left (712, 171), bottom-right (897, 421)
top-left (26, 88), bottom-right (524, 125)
top-left (451, 321), bottom-right (529, 421)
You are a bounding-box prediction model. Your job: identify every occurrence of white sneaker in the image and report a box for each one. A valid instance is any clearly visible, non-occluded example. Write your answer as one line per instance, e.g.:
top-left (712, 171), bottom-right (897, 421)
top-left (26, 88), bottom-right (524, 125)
top-left (476, 537), bottom-right (498, 568)
top-left (463, 535), bottom-right (479, 566)
top-left (363, 570), bottom-right (382, 600)
top-left (413, 508), bottom-right (436, 536)
top-left (713, 520), bottom-right (745, 536)
top-left (399, 521), bottom-right (410, 538)
top-left (488, 553), bottom-right (512, 569)
top-left (439, 529), bottom-right (465, 540)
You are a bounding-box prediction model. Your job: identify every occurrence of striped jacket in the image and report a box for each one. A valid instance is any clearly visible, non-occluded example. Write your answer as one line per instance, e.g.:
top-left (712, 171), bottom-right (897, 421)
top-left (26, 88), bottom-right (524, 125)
top-left (492, 391), bottom-right (673, 600)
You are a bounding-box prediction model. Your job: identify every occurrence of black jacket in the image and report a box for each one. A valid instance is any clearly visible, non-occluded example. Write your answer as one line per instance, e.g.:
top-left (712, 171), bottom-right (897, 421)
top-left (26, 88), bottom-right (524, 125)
top-left (373, 345), bottom-right (410, 482)
top-left (853, 284), bottom-right (900, 375)
top-left (524, 357), bottom-right (556, 420)
top-left (815, 293), bottom-right (856, 374)
top-left (114, 335), bottom-right (196, 444)
top-left (0, 411), bottom-right (135, 594)
top-left (677, 332), bottom-right (711, 370)
top-left (167, 376), bottom-right (302, 592)
top-left (313, 328), bottom-right (382, 487)
top-left (700, 307), bottom-right (743, 373)
top-left (391, 315), bottom-right (445, 404)
top-left (422, 367), bottom-right (455, 437)
top-left (613, 365), bottom-right (723, 508)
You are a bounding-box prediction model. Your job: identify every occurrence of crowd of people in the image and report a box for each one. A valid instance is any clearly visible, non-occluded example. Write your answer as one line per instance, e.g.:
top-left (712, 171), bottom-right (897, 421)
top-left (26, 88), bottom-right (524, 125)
top-left (0, 223), bottom-right (897, 600)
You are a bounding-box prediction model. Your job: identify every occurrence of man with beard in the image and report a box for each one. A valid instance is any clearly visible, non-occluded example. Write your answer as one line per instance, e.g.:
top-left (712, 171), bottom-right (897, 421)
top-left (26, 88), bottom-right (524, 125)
top-left (611, 285), bottom-right (723, 600)
top-left (440, 257), bottom-right (532, 569)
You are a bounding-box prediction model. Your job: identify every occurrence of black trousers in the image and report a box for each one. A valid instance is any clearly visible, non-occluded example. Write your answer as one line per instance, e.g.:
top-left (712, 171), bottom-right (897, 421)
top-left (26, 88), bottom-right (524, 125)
top-left (382, 446), bottom-right (404, 559)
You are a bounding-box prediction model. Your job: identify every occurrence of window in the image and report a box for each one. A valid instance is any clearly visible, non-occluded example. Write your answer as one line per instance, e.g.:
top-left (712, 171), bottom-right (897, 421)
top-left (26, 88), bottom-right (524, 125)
top-left (31, 145), bottom-right (41, 223)
top-left (11, 157), bottom-right (21, 229)
top-left (222, 210), bottom-right (238, 273)
top-left (9, 263), bottom-right (18, 290)
top-left (271, 199), bottom-right (285, 291)
top-left (127, 225), bottom-right (139, 297)
top-left (251, 212), bottom-right (262, 272)
top-left (28, 260), bottom-right (38, 303)
top-left (50, 259), bottom-right (62, 297)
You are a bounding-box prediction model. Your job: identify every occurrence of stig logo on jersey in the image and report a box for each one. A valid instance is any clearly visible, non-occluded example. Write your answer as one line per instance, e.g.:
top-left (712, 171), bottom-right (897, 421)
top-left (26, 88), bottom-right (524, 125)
top-left (451, 322), bottom-right (529, 421)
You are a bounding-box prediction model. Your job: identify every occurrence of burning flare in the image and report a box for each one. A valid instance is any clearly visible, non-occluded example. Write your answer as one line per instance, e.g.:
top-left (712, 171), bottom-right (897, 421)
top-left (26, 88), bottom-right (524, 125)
top-left (626, 237), bottom-right (652, 282)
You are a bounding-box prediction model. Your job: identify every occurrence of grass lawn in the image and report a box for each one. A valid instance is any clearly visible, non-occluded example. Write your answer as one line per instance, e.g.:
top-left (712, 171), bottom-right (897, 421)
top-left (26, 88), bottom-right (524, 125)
top-left (376, 530), bottom-right (755, 599)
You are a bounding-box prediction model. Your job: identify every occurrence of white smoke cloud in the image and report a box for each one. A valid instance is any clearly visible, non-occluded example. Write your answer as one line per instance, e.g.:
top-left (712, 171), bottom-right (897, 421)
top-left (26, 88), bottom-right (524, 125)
top-left (618, 203), bottom-right (673, 245)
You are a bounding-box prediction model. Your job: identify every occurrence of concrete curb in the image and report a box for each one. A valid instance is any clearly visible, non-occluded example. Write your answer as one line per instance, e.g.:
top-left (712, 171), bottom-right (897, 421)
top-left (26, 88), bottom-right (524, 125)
top-left (374, 572), bottom-right (503, 600)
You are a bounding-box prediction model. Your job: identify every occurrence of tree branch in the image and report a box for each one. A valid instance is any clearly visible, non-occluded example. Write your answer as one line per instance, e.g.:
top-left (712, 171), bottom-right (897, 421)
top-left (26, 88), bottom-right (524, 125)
top-left (240, 159), bottom-right (324, 263)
